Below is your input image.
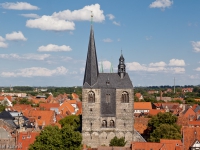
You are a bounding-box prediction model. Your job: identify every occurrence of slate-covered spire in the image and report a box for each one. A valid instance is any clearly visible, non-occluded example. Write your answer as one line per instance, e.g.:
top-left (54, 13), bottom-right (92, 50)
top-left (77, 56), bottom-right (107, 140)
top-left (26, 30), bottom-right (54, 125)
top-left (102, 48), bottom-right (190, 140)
top-left (83, 25), bottom-right (99, 86)
top-left (118, 51), bottom-right (126, 79)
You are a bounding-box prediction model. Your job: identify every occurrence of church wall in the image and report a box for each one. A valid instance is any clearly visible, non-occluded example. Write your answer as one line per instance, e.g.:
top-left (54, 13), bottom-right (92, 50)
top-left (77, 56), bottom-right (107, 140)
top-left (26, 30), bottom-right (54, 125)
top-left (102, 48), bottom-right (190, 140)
top-left (82, 88), bottom-right (101, 147)
top-left (82, 88), bottom-right (135, 148)
top-left (116, 88), bottom-right (134, 146)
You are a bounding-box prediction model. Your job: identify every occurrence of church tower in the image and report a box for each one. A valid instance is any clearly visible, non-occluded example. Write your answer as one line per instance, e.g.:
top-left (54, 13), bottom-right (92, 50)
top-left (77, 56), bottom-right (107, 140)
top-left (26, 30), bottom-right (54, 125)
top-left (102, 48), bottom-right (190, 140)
top-left (82, 24), bottom-right (144, 148)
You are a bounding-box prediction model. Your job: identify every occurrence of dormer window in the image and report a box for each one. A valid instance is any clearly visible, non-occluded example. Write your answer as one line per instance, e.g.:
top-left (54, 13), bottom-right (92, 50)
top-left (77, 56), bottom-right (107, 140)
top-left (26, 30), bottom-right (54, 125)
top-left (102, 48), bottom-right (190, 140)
top-left (106, 94), bottom-right (110, 103)
top-left (121, 91), bottom-right (129, 103)
top-left (88, 91), bottom-right (95, 103)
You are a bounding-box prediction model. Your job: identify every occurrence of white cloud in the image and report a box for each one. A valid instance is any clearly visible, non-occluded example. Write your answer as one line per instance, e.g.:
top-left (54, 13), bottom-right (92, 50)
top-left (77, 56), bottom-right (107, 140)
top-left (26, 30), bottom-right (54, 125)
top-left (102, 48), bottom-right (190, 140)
top-left (0, 36), bottom-right (7, 47)
top-left (0, 42), bottom-right (8, 48)
top-left (60, 56), bottom-right (73, 62)
top-left (38, 44), bottom-right (72, 52)
top-left (126, 62), bottom-right (147, 71)
top-left (113, 21), bottom-right (120, 26)
top-left (191, 41), bottom-right (200, 52)
top-left (126, 62), bottom-right (167, 72)
top-left (103, 38), bottom-right (113, 43)
top-left (70, 71), bottom-right (78, 74)
top-left (170, 67), bottom-right (185, 74)
top-left (0, 53), bottom-right (50, 60)
top-left (0, 2), bottom-right (39, 10)
top-left (145, 36), bottom-right (153, 40)
top-left (106, 14), bottom-right (115, 20)
top-left (189, 74), bottom-right (199, 79)
top-left (20, 13), bottom-right (40, 18)
top-left (168, 59), bottom-right (185, 66)
top-left (149, 61), bottom-right (166, 67)
top-left (117, 38), bottom-right (121, 42)
top-left (6, 31), bottom-right (27, 41)
top-left (127, 61), bottom-right (185, 74)
top-left (80, 68), bottom-right (85, 74)
top-left (147, 67), bottom-right (166, 72)
top-left (52, 4), bottom-right (105, 22)
top-left (0, 36), bottom-right (5, 42)
top-left (149, 0), bottom-right (173, 9)
top-left (1, 66), bottom-right (68, 77)
top-left (102, 60), bottom-right (111, 70)
top-left (26, 15), bottom-right (75, 31)
top-left (195, 67), bottom-right (200, 71)
top-left (69, 31), bottom-right (73, 35)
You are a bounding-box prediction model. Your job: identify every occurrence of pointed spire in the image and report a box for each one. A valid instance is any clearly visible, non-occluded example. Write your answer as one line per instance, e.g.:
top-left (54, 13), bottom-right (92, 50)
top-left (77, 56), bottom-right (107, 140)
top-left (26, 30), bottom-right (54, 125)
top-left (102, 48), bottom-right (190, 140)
top-left (83, 24), bottom-right (99, 86)
top-left (118, 50), bottom-right (126, 79)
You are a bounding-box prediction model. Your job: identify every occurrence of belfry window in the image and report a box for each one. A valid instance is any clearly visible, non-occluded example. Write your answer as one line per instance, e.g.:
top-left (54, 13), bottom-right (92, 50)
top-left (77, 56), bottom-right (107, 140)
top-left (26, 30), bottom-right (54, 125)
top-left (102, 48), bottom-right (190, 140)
top-left (110, 120), bottom-right (115, 128)
top-left (102, 120), bottom-right (107, 128)
top-left (121, 91), bottom-right (129, 103)
top-left (88, 91), bottom-right (95, 103)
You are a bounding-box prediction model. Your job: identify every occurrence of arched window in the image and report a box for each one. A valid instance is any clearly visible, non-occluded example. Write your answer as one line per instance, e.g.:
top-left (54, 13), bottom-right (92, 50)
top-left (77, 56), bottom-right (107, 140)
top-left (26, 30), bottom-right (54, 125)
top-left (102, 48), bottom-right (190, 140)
top-left (88, 91), bottom-right (95, 103)
top-left (102, 120), bottom-right (107, 128)
top-left (121, 91), bottom-right (129, 103)
top-left (110, 120), bottom-right (115, 128)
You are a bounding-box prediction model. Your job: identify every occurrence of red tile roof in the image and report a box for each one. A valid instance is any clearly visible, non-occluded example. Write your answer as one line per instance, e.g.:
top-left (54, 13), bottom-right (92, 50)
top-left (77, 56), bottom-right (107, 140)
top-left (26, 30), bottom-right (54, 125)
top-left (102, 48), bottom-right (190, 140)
top-left (134, 118), bottom-right (150, 134)
top-left (24, 110), bottom-right (55, 126)
top-left (17, 131), bottom-right (39, 150)
top-left (132, 140), bottom-right (183, 150)
top-left (135, 93), bottom-right (142, 99)
top-left (12, 104), bottom-right (32, 112)
top-left (59, 101), bottom-right (75, 115)
top-left (134, 102), bottom-right (152, 110)
top-left (72, 93), bottom-right (79, 99)
top-left (149, 109), bottom-right (165, 116)
top-left (39, 103), bottom-right (59, 110)
top-left (182, 126), bottom-right (200, 150)
top-left (189, 121), bottom-right (200, 126)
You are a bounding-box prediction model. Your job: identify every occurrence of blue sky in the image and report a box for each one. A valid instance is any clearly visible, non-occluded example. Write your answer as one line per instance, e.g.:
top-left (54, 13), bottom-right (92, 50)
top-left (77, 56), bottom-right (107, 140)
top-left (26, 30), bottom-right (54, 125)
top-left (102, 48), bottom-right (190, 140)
top-left (0, 0), bottom-right (200, 87)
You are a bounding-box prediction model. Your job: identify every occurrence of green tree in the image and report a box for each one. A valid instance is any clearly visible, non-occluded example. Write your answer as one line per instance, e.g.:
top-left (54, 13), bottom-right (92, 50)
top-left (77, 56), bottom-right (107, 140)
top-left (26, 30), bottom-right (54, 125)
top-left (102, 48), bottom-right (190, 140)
top-left (147, 112), bottom-right (181, 142)
top-left (59, 115), bottom-right (81, 130)
top-left (109, 136), bottom-right (127, 147)
top-left (29, 126), bottom-right (62, 150)
top-left (149, 124), bottom-right (181, 142)
top-left (29, 125), bottom-right (82, 150)
top-left (148, 112), bottom-right (177, 131)
top-left (12, 100), bottom-right (17, 106)
top-left (19, 98), bottom-right (32, 105)
top-left (60, 125), bottom-right (82, 150)
top-left (0, 104), bottom-right (5, 112)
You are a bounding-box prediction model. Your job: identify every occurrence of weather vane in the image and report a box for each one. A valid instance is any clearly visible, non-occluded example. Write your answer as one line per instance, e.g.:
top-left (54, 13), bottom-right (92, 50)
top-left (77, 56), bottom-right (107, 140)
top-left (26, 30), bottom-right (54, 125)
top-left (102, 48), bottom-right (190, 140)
top-left (91, 11), bottom-right (93, 25)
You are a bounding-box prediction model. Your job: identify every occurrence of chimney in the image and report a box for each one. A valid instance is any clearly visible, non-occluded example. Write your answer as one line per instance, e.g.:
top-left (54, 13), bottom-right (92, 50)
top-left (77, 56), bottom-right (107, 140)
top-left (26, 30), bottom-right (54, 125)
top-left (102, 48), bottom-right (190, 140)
top-left (160, 91), bottom-right (163, 101)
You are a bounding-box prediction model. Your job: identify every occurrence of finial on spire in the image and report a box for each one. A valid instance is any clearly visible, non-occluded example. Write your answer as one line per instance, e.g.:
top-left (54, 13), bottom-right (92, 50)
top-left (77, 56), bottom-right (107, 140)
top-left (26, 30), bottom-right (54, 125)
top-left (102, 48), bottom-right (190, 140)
top-left (121, 49), bottom-right (122, 55)
top-left (91, 11), bottom-right (93, 25)
top-left (110, 62), bottom-right (113, 73)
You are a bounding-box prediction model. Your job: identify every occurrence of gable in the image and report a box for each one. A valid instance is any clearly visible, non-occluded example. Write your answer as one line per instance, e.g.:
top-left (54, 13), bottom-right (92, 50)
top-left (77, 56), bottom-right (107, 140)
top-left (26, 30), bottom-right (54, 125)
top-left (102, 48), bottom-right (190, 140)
top-left (191, 139), bottom-right (200, 148)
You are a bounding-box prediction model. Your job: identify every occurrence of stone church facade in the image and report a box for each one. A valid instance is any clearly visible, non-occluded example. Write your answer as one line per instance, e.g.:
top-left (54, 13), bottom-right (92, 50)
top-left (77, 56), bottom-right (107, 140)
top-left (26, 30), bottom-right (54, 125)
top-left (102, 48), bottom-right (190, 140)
top-left (82, 25), bottom-right (145, 148)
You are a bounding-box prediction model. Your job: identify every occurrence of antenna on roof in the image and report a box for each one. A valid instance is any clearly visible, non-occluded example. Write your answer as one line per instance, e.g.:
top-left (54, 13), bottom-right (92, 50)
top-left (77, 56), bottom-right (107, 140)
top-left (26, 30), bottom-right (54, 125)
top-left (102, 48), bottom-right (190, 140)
top-left (174, 77), bottom-right (176, 93)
